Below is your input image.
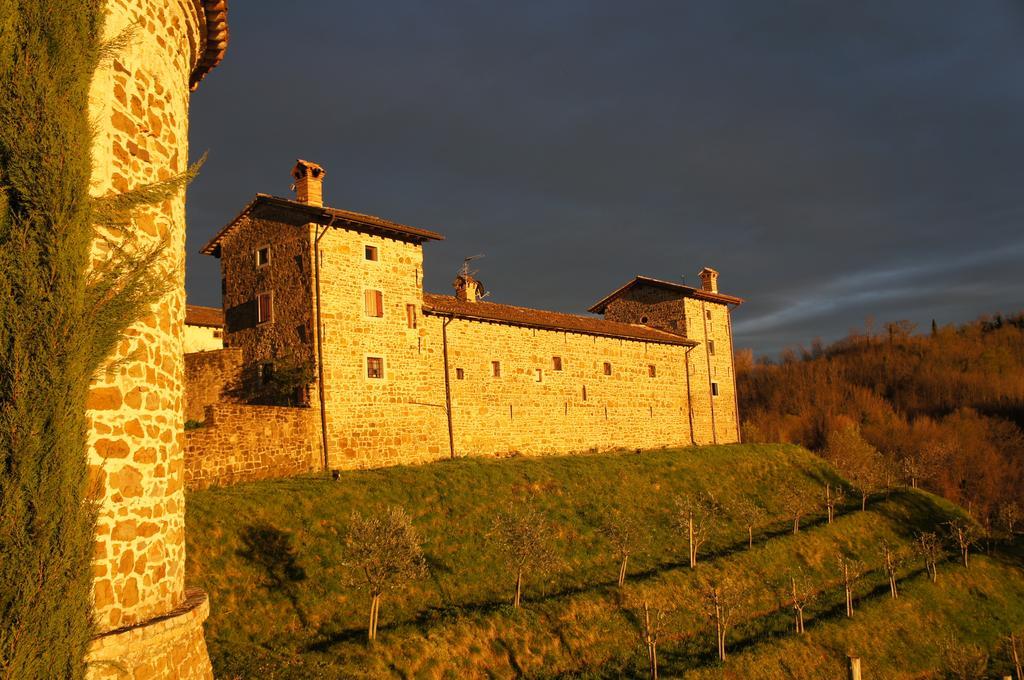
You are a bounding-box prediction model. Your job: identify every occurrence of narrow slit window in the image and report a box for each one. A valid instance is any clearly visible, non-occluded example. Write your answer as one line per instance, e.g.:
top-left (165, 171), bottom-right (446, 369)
top-left (603, 361), bottom-right (612, 376)
top-left (257, 292), bottom-right (273, 324)
top-left (492, 361), bottom-right (501, 378)
top-left (705, 309), bottom-right (712, 320)
top-left (582, 385), bottom-right (588, 401)
top-left (367, 356), bottom-right (384, 379)
top-left (711, 382), bottom-right (720, 397)
top-left (455, 368), bottom-right (465, 380)
top-left (256, 246), bottom-right (270, 267)
top-left (364, 289), bottom-right (383, 317)
top-left (648, 364), bottom-right (657, 378)
top-left (708, 340), bottom-right (716, 355)
top-left (365, 244), bottom-right (379, 261)
top-left (406, 303), bottom-right (417, 329)
top-left (535, 368), bottom-right (543, 383)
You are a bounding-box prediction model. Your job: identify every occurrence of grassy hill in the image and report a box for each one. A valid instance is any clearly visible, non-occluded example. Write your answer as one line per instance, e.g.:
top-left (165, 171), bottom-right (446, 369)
top-left (185, 445), bottom-right (1024, 678)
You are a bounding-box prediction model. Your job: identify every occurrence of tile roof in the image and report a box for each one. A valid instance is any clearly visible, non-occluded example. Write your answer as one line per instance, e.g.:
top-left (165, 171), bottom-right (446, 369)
top-left (200, 194), bottom-right (444, 256)
top-left (587, 275), bottom-right (744, 313)
top-left (422, 293), bottom-right (697, 346)
top-left (185, 304), bottom-right (224, 328)
top-left (190, 0), bottom-right (228, 91)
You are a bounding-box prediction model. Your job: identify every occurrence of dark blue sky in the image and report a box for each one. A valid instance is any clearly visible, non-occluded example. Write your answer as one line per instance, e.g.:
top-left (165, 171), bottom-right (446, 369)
top-left (185, 1), bottom-right (1024, 356)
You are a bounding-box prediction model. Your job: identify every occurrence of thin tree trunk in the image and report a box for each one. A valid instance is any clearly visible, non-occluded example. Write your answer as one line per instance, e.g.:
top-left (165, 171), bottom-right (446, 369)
top-left (1010, 633), bottom-right (1021, 680)
top-left (688, 516), bottom-right (696, 568)
top-left (651, 643), bottom-right (658, 680)
top-left (793, 515), bottom-right (800, 534)
top-left (962, 547), bottom-right (969, 569)
top-left (845, 585), bottom-right (853, 617)
top-left (861, 492), bottom-right (867, 511)
top-left (715, 604), bottom-right (725, 660)
top-left (514, 569), bottom-right (522, 608)
top-left (748, 526), bottom-right (753, 549)
top-left (826, 485), bottom-right (833, 523)
top-left (618, 554), bottom-right (629, 588)
top-left (368, 593), bottom-right (380, 641)
top-left (889, 574), bottom-right (898, 599)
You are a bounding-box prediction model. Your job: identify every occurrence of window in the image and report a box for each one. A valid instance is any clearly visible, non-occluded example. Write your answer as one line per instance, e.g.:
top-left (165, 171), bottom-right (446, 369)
top-left (552, 356), bottom-right (563, 371)
top-left (259, 362), bottom-right (273, 385)
top-left (406, 303), bottom-right (417, 329)
top-left (367, 356), bottom-right (384, 379)
top-left (456, 368), bottom-right (465, 380)
top-left (257, 292), bottom-right (273, 324)
top-left (535, 368), bottom-right (543, 383)
top-left (705, 309), bottom-right (712, 320)
top-left (365, 245), bottom-right (378, 261)
top-left (711, 382), bottom-right (720, 397)
top-left (641, 315), bottom-right (649, 324)
top-left (492, 361), bottom-right (501, 378)
top-left (603, 362), bottom-right (612, 376)
top-left (582, 385), bottom-right (588, 401)
top-left (256, 246), bottom-right (270, 267)
top-left (213, 329), bottom-right (223, 339)
top-left (648, 364), bottom-right (657, 378)
top-left (364, 289), bottom-right (383, 317)
top-left (708, 340), bottom-right (716, 355)
top-left (296, 324), bottom-right (307, 343)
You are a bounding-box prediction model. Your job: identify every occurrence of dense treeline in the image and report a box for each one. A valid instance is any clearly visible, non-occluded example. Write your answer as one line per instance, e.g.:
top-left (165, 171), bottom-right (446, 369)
top-left (738, 313), bottom-right (1024, 521)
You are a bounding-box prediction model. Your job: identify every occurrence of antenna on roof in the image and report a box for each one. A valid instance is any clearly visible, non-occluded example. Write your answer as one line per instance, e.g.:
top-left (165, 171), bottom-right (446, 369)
top-left (460, 253), bottom-right (485, 278)
top-left (457, 254), bottom-right (489, 300)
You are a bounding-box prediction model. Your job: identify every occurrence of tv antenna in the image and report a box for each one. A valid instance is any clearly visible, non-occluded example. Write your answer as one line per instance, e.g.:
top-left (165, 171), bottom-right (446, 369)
top-left (458, 254), bottom-right (489, 299)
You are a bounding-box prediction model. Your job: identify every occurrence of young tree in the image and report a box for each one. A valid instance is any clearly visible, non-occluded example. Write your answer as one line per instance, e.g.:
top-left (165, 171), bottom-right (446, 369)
top-left (627, 599), bottom-right (668, 680)
top-left (781, 485), bottom-right (815, 534)
top-left (700, 577), bottom-right (747, 662)
top-left (672, 491), bottom-right (719, 568)
top-left (824, 483), bottom-right (846, 524)
top-left (999, 501), bottom-right (1021, 540)
top-left (732, 497), bottom-right (768, 549)
top-left (341, 507), bottom-right (427, 642)
top-left (902, 452), bottom-right (938, 490)
top-left (490, 501), bottom-right (557, 608)
top-left (785, 568), bottom-right (818, 635)
top-left (1005, 630), bottom-right (1023, 680)
top-left (835, 553), bottom-right (866, 617)
top-left (880, 540), bottom-right (904, 599)
top-left (940, 636), bottom-right (989, 680)
top-left (946, 519), bottom-right (977, 569)
top-left (913, 531), bottom-right (943, 584)
top-left (598, 506), bottom-right (641, 587)
top-left (826, 425), bottom-right (883, 511)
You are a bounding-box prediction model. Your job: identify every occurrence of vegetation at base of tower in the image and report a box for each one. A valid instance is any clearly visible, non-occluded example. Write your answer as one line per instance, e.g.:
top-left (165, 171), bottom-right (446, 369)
top-left (737, 313), bottom-right (1024, 524)
top-left (185, 444), bottom-right (1024, 678)
top-left (0, 5), bottom-right (193, 676)
top-left (226, 352), bottom-right (315, 407)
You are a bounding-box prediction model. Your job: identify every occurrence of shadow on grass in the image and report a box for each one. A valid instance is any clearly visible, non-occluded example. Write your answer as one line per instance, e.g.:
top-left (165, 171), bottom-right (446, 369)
top-left (237, 523), bottom-right (308, 626)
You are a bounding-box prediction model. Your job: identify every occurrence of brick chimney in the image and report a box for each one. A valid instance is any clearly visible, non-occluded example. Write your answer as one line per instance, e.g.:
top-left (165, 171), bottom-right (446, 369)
top-left (453, 273), bottom-right (483, 303)
top-left (699, 267), bottom-right (719, 294)
top-left (291, 159), bottom-right (326, 206)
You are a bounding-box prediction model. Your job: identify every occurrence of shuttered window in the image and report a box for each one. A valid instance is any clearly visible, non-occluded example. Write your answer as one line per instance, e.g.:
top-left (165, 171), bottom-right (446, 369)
top-left (406, 303), bottom-right (417, 328)
top-left (365, 289), bottom-right (383, 317)
top-left (257, 292), bottom-right (273, 324)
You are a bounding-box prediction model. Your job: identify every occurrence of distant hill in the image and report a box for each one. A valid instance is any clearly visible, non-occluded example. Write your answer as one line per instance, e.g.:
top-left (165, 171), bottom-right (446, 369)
top-left (738, 313), bottom-right (1024, 520)
top-left (186, 445), bottom-right (1024, 678)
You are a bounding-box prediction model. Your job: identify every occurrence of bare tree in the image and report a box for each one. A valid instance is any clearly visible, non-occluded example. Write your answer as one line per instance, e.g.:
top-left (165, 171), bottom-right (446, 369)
top-left (341, 507), bottom-right (427, 642)
top-left (824, 483), bottom-right (846, 524)
top-left (700, 577), bottom-right (747, 662)
top-left (999, 501), bottom-right (1021, 540)
top-left (835, 552), bottom-right (866, 617)
top-left (672, 491), bottom-right (719, 568)
top-left (490, 501), bottom-right (558, 608)
top-left (940, 636), bottom-right (989, 680)
top-left (732, 496), bottom-right (768, 549)
top-left (826, 425), bottom-right (884, 511)
top-left (1004, 630), bottom-right (1023, 680)
top-left (902, 452), bottom-right (938, 490)
top-left (913, 531), bottom-right (943, 584)
top-left (785, 568), bottom-right (818, 635)
top-left (880, 540), bottom-right (904, 599)
top-left (946, 519), bottom-right (977, 569)
top-left (781, 485), bottom-right (815, 534)
top-left (598, 506), bottom-right (641, 587)
top-left (627, 599), bottom-right (668, 680)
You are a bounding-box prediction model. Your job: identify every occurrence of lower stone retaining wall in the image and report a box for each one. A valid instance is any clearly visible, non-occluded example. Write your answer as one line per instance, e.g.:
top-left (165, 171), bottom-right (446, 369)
top-left (184, 404), bottom-right (319, 490)
top-left (184, 348), bottom-right (243, 423)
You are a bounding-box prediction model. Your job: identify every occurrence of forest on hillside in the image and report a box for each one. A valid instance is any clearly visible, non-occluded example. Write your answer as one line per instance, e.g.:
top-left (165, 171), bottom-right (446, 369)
top-left (738, 313), bottom-right (1024, 526)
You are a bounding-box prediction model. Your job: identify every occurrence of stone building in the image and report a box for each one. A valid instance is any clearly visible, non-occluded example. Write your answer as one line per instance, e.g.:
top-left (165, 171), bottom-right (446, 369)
top-left (200, 161), bottom-right (742, 471)
top-left (84, 1), bottom-right (227, 678)
top-left (184, 304), bottom-right (224, 353)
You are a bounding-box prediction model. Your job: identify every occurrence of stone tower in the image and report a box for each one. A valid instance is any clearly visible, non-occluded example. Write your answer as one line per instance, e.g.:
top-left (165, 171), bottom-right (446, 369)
top-left (84, 1), bottom-right (227, 677)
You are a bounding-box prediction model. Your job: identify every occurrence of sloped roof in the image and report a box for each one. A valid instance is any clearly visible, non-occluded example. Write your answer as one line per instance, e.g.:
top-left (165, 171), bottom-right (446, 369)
top-left (185, 304), bottom-right (223, 328)
top-left (422, 293), bottom-right (696, 346)
top-left (200, 194), bottom-right (444, 256)
top-left (588, 275), bottom-right (744, 314)
top-left (190, 0), bottom-right (229, 91)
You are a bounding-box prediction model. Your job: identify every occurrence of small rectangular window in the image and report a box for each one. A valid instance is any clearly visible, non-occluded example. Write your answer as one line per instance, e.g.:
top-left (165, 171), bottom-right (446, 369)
top-left (552, 356), bottom-right (563, 371)
top-left (365, 245), bottom-right (378, 261)
top-left (535, 368), bottom-right (543, 383)
top-left (364, 289), bottom-right (383, 317)
top-left (648, 364), bottom-right (657, 378)
top-left (257, 292), bottom-right (273, 324)
top-left (456, 368), bottom-right (465, 380)
top-left (367, 356), bottom-right (384, 379)
top-left (711, 382), bottom-right (720, 397)
top-left (708, 340), bottom-right (716, 355)
top-left (582, 385), bottom-right (588, 401)
top-left (492, 361), bottom-right (501, 378)
top-left (406, 303), bottom-right (417, 329)
top-left (296, 324), bottom-right (307, 343)
top-left (256, 246), bottom-right (270, 267)
top-left (213, 329), bottom-right (223, 339)
top-left (603, 361), bottom-right (612, 376)
top-left (705, 309), bottom-right (712, 320)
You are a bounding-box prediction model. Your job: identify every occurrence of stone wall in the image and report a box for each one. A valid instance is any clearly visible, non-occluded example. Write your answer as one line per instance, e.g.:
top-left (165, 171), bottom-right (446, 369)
top-left (184, 347), bottom-right (242, 422)
top-left (184, 404), bottom-right (320, 490)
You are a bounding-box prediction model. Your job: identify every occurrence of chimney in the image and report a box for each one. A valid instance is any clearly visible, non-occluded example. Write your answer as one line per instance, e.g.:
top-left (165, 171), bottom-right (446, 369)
top-left (291, 159), bottom-right (326, 206)
top-left (453, 273), bottom-right (483, 303)
top-left (699, 267), bottom-right (719, 294)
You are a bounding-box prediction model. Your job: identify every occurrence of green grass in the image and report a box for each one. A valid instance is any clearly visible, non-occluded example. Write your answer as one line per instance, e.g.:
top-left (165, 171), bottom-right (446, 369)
top-left (185, 444), bottom-right (1024, 678)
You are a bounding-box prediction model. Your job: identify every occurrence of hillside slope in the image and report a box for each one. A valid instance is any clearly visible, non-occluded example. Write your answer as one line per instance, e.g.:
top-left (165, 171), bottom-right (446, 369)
top-left (185, 445), bottom-right (1024, 678)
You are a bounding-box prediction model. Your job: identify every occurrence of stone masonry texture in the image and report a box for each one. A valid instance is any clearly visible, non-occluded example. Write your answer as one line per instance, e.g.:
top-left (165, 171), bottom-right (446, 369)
top-left (184, 347), bottom-right (242, 423)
